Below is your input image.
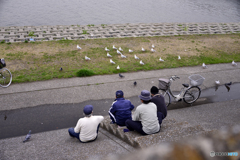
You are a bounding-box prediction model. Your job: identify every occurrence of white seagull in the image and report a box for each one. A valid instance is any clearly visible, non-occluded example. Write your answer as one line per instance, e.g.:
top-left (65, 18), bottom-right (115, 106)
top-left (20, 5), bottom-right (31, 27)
top-left (134, 55), bottom-right (139, 60)
top-left (215, 80), bottom-right (220, 85)
top-left (178, 55), bottom-right (181, 60)
top-left (85, 56), bottom-right (91, 60)
top-left (117, 65), bottom-right (120, 69)
top-left (77, 45), bottom-right (81, 50)
top-left (110, 59), bottom-right (115, 64)
top-left (121, 54), bottom-right (126, 58)
top-left (113, 45), bottom-right (117, 50)
top-left (232, 61), bottom-right (237, 66)
top-left (159, 57), bottom-right (164, 62)
top-left (142, 47), bottom-right (145, 52)
top-left (202, 63), bottom-right (207, 69)
top-left (152, 44), bottom-right (155, 48)
top-left (107, 53), bottom-right (112, 57)
top-left (119, 47), bottom-right (123, 52)
top-left (140, 60), bottom-right (145, 65)
top-left (129, 49), bottom-right (133, 53)
top-left (117, 50), bottom-right (122, 54)
top-left (105, 47), bottom-right (110, 52)
top-left (151, 48), bottom-right (156, 52)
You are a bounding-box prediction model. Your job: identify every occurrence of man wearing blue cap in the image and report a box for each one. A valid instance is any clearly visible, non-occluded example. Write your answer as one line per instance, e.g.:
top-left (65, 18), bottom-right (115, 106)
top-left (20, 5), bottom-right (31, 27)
top-left (109, 90), bottom-right (135, 126)
top-left (125, 90), bottom-right (160, 135)
top-left (68, 105), bottom-right (104, 142)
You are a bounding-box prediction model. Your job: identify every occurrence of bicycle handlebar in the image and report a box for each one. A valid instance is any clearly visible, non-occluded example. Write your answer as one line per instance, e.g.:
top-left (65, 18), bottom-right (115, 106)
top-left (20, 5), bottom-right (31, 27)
top-left (171, 75), bottom-right (180, 81)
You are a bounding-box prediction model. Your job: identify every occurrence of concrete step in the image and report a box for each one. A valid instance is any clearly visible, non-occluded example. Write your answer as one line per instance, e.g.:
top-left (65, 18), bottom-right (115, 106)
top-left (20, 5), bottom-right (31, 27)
top-left (101, 116), bottom-right (212, 148)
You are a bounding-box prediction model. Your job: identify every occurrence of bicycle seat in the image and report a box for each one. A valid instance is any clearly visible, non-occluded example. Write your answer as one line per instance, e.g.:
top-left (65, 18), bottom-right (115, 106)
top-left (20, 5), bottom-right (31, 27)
top-left (182, 84), bottom-right (189, 88)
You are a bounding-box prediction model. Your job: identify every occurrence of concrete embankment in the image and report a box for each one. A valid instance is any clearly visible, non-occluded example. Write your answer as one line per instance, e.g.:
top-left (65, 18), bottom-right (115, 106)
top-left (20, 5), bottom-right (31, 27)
top-left (0, 22), bottom-right (240, 43)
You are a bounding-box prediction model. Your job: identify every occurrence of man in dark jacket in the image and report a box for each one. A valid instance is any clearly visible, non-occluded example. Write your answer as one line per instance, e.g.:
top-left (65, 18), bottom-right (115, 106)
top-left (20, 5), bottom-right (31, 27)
top-left (150, 86), bottom-right (167, 125)
top-left (109, 90), bottom-right (135, 126)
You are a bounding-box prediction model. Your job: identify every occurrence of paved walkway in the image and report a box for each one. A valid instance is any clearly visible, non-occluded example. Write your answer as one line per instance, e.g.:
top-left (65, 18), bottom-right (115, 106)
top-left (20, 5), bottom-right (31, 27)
top-left (0, 63), bottom-right (240, 160)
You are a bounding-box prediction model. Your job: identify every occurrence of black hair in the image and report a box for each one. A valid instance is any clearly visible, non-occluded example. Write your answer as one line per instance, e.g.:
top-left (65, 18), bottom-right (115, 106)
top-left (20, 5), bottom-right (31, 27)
top-left (142, 100), bottom-right (151, 104)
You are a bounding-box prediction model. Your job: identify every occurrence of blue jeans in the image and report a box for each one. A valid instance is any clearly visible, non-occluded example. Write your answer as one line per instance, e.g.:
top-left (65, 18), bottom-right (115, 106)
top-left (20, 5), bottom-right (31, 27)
top-left (68, 124), bottom-right (100, 143)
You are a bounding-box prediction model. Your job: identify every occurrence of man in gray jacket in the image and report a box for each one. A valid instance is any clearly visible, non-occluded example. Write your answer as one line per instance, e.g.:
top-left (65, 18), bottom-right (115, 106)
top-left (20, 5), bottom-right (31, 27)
top-left (125, 90), bottom-right (160, 135)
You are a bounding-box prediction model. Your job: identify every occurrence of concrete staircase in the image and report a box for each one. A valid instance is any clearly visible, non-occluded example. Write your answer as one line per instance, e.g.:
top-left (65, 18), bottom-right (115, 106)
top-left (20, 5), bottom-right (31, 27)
top-left (100, 116), bottom-right (214, 148)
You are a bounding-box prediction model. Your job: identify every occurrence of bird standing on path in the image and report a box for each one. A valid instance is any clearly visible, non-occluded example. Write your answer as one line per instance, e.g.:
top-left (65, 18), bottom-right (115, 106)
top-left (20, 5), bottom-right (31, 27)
top-left (134, 81), bottom-right (137, 86)
top-left (202, 63), bottom-right (207, 69)
top-left (215, 80), bottom-right (220, 91)
top-left (232, 61), bottom-right (237, 66)
top-left (225, 82), bottom-right (232, 92)
top-left (119, 73), bottom-right (124, 78)
top-left (23, 130), bottom-right (31, 143)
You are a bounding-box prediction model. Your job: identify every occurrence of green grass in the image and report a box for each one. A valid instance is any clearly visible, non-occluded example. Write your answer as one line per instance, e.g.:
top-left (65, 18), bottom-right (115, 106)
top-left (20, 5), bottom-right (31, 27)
top-left (76, 69), bottom-right (95, 77)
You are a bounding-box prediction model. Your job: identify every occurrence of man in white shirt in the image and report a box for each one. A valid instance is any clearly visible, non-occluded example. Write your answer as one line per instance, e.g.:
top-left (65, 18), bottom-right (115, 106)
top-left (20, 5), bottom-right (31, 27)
top-left (68, 105), bottom-right (104, 142)
top-left (125, 90), bottom-right (160, 135)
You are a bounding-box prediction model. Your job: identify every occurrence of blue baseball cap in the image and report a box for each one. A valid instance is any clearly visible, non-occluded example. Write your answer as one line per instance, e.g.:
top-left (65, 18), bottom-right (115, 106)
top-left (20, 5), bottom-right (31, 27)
top-left (116, 90), bottom-right (124, 98)
top-left (83, 105), bottom-right (93, 115)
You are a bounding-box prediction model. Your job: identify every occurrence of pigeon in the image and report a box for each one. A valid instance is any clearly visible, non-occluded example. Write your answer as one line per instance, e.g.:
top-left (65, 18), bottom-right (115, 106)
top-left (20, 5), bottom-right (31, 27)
top-left (141, 47), bottom-right (145, 52)
top-left (4, 115), bottom-right (7, 120)
top-left (215, 80), bottom-right (220, 91)
top-left (134, 81), bottom-right (137, 86)
top-left (105, 47), bottom-right (110, 52)
top-left (117, 65), bottom-right (120, 69)
top-left (232, 61), bottom-right (237, 66)
top-left (152, 44), bottom-right (155, 48)
top-left (117, 50), bottom-right (122, 54)
top-left (159, 57), bottom-right (164, 62)
top-left (59, 67), bottom-right (63, 71)
top-left (85, 56), bottom-right (91, 60)
top-left (215, 80), bottom-right (220, 85)
top-left (119, 73), bottom-right (124, 78)
top-left (77, 45), bottom-right (81, 50)
top-left (119, 47), bottom-right (123, 52)
top-left (121, 54), bottom-right (126, 58)
top-left (107, 53), bottom-right (112, 57)
top-left (202, 63), bottom-right (207, 69)
top-left (110, 59), bottom-right (115, 64)
top-left (134, 55), bottom-right (139, 60)
top-left (151, 48), bottom-right (156, 52)
top-left (178, 55), bottom-right (181, 60)
top-left (225, 82), bottom-right (232, 92)
top-left (23, 130), bottom-right (31, 143)
top-left (129, 49), bottom-right (133, 53)
top-left (113, 45), bottom-right (117, 50)
top-left (140, 60), bottom-right (145, 65)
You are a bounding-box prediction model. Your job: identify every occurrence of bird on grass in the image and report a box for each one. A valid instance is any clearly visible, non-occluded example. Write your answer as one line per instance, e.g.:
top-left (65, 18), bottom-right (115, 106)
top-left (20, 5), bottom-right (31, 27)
top-left (141, 47), bottom-right (145, 52)
top-left (23, 130), bottom-right (31, 143)
top-left (151, 48), bottom-right (156, 52)
top-left (119, 47), bottom-right (123, 52)
top-left (134, 55), bottom-right (139, 60)
top-left (152, 44), bottom-right (155, 48)
top-left (107, 53), bottom-right (112, 57)
top-left (159, 57), bottom-right (164, 62)
top-left (110, 59), bottom-right (115, 64)
top-left (117, 65), bottom-right (120, 69)
top-left (225, 82), bottom-right (232, 92)
top-left (117, 50), bottom-right (122, 54)
top-left (121, 54), bottom-right (126, 58)
top-left (119, 73), bottom-right (124, 78)
top-left (77, 45), bottom-right (81, 50)
top-left (113, 45), bottom-right (117, 50)
top-left (202, 63), bottom-right (207, 69)
top-left (59, 67), bottom-right (63, 71)
top-left (140, 60), bottom-right (145, 65)
top-left (134, 81), bottom-right (137, 86)
top-left (178, 56), bottom-right (181, 60)
top-left (129, 49), bottom-right (133, 53)
top-left (232, 61), bottom-right (237, 66)
top-left (85, 56), bottom-right (91, 60)
top-left (105, 47), bottom-right (110, 52)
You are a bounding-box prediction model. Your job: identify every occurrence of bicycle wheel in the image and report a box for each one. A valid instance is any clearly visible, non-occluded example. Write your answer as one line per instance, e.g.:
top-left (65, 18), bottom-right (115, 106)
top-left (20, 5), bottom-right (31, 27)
top-left (183, 86), bottom-right (201, 104)
top-left (0, 68), bottom-right (12, 87)
top-left (159, 89), bottom-right (171, 107)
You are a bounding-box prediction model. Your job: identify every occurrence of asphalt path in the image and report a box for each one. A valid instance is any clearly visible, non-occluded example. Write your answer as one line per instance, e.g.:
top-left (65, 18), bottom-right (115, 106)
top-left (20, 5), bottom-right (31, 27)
top-left (0, 83), bottom-right (239, 139)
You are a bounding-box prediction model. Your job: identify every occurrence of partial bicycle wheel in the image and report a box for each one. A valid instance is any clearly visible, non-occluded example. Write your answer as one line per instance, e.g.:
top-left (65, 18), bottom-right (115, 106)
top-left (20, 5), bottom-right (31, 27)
top-left (183, 86), bottom-right (201, 104)
top-left (159, 89), bottom-right (171, 107)
top-left (0, 68), bottom-right (12, 87)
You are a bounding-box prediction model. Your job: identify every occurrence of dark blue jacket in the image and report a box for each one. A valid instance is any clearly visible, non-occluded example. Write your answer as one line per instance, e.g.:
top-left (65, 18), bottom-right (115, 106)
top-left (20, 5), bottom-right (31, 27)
top-left (109, 98), bottom-right (134, 126)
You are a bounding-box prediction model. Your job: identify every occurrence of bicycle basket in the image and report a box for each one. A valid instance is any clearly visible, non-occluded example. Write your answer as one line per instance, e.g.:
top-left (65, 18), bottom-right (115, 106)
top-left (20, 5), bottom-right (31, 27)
top-left (158, 78), bottom-right (170, 90)
top-left (188, 74), bottom-right (205, 86)
top-left (0, 58), bottom-right (6, 69)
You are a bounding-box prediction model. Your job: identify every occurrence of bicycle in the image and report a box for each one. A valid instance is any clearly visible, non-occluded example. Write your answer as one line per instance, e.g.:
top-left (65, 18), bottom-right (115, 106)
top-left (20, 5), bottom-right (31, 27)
top-left (158, 74), bottom-right (205, 107)
top-left (0, 58), bottom-right (12, 88)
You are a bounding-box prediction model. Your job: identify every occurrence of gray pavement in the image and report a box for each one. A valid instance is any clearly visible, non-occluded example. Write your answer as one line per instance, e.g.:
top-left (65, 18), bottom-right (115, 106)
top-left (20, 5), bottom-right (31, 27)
top-left (0, 63), bottom-right (240, 160)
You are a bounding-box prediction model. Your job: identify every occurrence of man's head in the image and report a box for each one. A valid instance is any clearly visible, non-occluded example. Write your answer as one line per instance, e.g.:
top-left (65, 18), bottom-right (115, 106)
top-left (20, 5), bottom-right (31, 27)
top-left (150, 86), bottom-right (159, 95)
top-left (116, 90), bottom-right (124, 98)
top-left (139, 90), bottom-right (152, 104)
top-left (83, 105), bottom-right (93, 116)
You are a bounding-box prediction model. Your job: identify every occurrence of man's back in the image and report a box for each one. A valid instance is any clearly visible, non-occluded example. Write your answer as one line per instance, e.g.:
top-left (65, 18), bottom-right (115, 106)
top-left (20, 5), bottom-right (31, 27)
top-left (151, 94), bottom-right (167, 118)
